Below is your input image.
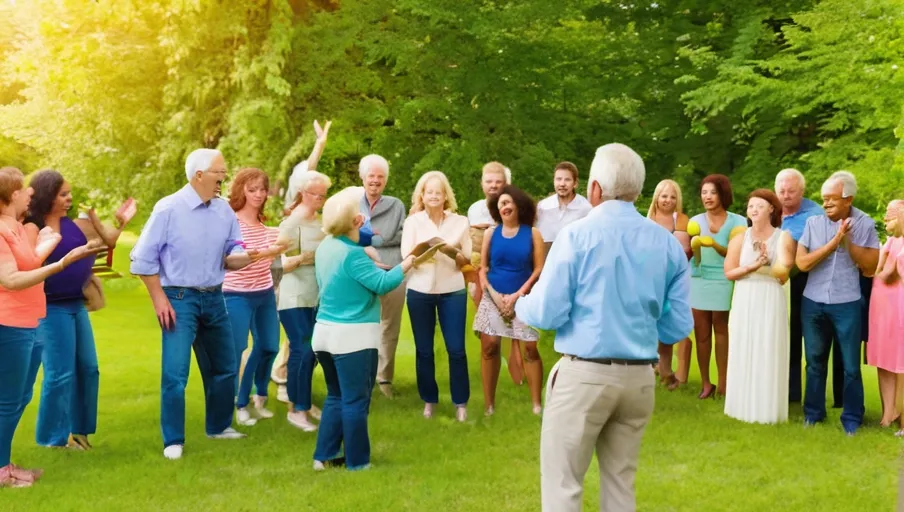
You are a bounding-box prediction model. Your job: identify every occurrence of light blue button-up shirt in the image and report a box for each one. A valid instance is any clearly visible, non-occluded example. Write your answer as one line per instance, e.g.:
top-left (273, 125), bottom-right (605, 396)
top-left (514, 200), bottom-right (693, 360)
top-left (130, 185), bottom-right (244, 288)
top-left (781, 198), bottom-right (823, 242)
top-left (799, 207), bottom-right (879, 304)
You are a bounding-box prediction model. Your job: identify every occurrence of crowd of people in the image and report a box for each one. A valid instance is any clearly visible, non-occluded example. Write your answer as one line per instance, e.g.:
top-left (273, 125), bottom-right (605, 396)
top-left (0, 131), bottom-right (900, 511)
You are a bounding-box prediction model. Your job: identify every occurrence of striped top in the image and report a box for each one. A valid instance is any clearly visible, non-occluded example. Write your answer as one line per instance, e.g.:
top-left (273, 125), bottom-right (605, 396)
top-left (223, 219), bottom-right (277, 292)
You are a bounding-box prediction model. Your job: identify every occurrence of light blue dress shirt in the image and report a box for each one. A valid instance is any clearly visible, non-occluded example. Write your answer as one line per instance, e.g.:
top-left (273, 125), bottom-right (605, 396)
top-left (781, 198), bottom-right (823, 242)
top-left (799, 206), bottom-right (879, 304)
top-left (514, 200), bottom-right (693, 360)
top-left (130, 185), bottom-right (244, 288)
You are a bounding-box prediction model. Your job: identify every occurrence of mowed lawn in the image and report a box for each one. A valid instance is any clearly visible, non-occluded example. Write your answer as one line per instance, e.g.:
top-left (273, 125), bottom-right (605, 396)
top-left (6, 236), bottom-right (901, 511)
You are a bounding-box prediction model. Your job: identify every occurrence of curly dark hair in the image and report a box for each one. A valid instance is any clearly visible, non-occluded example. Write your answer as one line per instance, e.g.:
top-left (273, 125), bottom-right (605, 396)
top-left (487, 185), bottom-right (537, 226)
top-left (748, 188), bottom-right (783, 228)
top-left (700, 174), bottom-right (733, 211)
top-left (25, 169), bottom-right (65, 228)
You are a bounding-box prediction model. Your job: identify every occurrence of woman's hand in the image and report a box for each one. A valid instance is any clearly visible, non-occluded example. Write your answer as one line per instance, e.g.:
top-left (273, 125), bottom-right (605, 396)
top-left (61, 239), bottom-right (105, 267)
top-left (400, 254), bottom-right (417, 273)
top-left (114, 197), bottom-right (138, 229)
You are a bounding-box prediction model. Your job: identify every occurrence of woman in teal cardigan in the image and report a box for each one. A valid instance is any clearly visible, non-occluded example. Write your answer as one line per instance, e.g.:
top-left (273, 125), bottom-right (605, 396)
top-left (311, 187), bottom-right (416, 471)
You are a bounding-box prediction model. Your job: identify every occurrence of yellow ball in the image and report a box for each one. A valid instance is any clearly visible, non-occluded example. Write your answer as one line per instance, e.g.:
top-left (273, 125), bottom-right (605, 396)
top-left (690, 236), bottom-right (702, 249)
top-left (729, 226), bottom-right (746, 240)
top-left (699, 236), bottom-right (715, 248)
top-left (687, 220), bottom-right (701, 237)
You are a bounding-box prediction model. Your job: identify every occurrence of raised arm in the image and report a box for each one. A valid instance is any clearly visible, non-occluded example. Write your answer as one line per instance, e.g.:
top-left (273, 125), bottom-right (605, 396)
top-left (84, 198), bottom-right (137, 248)
top-left (0, 233), bottom-right (101, 291)
top-left (796, 219), bottom-right (845, 272)
top-left (305, 120), bottom-right (331, 171)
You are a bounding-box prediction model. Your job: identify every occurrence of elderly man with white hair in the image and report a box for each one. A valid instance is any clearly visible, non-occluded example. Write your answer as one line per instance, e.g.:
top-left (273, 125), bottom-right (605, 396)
top-left (357, 154), bottom-right (408, 398)
top-left (796, 170), bottom-right (879, 436)
top-left (131, 148), bottom-right (279, 460)
top-left (774, 168), bottom-right (843, 405)
top-left (514, 143), bottom-right (693, 511)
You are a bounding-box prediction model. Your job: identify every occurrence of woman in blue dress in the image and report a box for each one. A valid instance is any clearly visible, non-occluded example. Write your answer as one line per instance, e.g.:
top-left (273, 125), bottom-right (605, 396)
top-left (689, 174), bottom-right (746, 399)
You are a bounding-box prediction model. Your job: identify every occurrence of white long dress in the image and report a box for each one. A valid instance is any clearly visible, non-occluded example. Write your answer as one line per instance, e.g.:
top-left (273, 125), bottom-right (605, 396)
top-left (724, 228), bottom-right (789, 424)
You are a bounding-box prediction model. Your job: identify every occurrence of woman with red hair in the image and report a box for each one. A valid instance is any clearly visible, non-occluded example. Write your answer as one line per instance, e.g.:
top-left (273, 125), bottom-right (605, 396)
top-left (224, 168), bottom-right (286, 426)
top-left (723, 189), bottom-right (794, 423)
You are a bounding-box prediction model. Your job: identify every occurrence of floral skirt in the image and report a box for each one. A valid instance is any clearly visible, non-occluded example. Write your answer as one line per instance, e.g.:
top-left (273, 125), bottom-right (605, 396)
top-left (472, 293), bottom-right (539, 341)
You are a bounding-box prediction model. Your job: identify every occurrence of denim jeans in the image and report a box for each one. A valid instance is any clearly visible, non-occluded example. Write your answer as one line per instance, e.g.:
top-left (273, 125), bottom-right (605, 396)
top-left (801, 297), bottom-right (864, 431)
top-left (160, 287), bottom-right (237, 447)
top-left (406, 289), bottom-right (470, 406)
top-left (35, 299), bottom-right (99, 446)
top-left (0, 325), bottom-right (42, 467)
top-left (279, 307), bottom-right (317, 412)
top-left (224, 289), bottom-right (280, 409)
top-left (314, 348), bottom-right (378, 470)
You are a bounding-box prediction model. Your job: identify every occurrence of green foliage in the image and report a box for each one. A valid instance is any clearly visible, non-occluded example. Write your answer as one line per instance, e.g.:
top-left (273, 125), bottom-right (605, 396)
top-left (0, 0), bottom-right (903, 225)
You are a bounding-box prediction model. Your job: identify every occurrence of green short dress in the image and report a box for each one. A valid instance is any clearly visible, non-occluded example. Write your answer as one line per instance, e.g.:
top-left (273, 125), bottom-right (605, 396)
top-left (689, 212), bottom-right (747, 312)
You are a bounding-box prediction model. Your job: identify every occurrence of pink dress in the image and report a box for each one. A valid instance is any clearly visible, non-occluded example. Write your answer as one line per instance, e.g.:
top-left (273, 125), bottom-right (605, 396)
top-left (867, 237), bottom-right (904, 372)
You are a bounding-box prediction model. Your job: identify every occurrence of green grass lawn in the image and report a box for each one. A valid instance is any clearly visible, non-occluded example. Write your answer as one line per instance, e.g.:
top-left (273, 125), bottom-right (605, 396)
top-left (6, 236), bottom-right (901, 510)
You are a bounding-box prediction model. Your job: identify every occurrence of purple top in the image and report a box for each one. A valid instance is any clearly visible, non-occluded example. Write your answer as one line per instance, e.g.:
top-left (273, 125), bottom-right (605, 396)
top-left (44, 217), bottom-right (94, 302)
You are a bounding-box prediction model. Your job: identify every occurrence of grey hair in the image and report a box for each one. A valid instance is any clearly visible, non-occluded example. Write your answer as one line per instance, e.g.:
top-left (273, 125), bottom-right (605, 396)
top-left (775, 168), bottom-right (806, 191)
top-left (293, 170), bottom-right (332, 196)
top-left (358, 154), bottom-right (390, 181)
top-left (321, 186), bottom-right (365, 237)
top-left (823, 170), bottom-right (858, 198)
top-left (184, 148), bottom-right (222, 182)
top-left (504, 167), bottom-right (512, 184)
top-left (587, 143), bottom-right (645, 202)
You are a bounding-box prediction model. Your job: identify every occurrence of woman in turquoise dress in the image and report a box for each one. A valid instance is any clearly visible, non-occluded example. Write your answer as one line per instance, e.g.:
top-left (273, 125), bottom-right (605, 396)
top-left (689, 174), bottom-right (746, 399)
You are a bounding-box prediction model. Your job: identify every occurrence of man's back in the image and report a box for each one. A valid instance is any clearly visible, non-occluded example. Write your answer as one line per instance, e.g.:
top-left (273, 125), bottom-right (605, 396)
top-left (516, 200), bottom-right (692, 360)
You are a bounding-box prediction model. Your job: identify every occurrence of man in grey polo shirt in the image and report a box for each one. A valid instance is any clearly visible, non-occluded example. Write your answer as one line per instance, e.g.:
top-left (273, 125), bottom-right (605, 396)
top-left (358, 154), bottom-right (407, 399)
top-left (796, 171), bottom-right (879, 435)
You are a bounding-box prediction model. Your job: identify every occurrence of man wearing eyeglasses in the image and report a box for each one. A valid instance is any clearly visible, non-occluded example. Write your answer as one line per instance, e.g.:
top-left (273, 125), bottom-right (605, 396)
top-left (796, 171), bottom-right (879, 436)
top-left (131, 149), bottom-right (280, 459)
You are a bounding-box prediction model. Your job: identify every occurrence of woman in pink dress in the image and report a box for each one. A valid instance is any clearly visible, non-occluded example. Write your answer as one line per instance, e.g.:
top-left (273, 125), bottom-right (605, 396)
top-left (867, 199), bottom-right (904, 433)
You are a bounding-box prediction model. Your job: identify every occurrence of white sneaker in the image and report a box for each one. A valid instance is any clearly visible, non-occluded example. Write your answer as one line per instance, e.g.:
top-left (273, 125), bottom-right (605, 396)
top-left (287, 412), bottom-right (318, 432)
top-left (276, 385), bottom-right (289, 404)
top-left (252, 396), bottom-right (274, 419)
top-left (208, 427), bottom-right (247, 440)
top-left (236, 408), bottom-right (257, 426)
top-left (163, 445), bottom-right (183, 460)
top-left (313, 460), bottom-right (326, 471)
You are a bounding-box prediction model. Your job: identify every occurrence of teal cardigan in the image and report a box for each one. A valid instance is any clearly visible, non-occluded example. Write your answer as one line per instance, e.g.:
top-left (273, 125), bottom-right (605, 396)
top-left (315, 235), bottom-right (405, 324)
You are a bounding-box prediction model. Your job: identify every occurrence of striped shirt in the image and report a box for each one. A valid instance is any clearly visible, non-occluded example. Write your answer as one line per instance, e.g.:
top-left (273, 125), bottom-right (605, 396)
top-left (223, 219), bottom-right (277, 292)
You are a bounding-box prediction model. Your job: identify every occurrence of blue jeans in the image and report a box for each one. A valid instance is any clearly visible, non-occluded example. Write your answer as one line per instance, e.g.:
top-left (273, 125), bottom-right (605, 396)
top-left (314, 348), bottom-right (378, 470)
top-left (406, 289), bottom-right (470, 406)
top-left (35, 300), bottom-right (99, 446)
top-left (279, 307), bottom-right (317, 412)
top-left (161, 287), bottom-right (237, 447)
top-left (224, 289), bottom-right (280, 409)
top-left (0, 325), bottom-right (42, 467)
top-left (801, 297), bottom-right (864, 430)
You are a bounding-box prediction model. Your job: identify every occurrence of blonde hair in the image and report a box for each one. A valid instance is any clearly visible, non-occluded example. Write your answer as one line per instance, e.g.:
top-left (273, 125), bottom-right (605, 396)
top-left (321, 186), bottom-right (365, 237)
top-left (0, 167), bottom-right (25, 205)
top-left (410, 171), bottom-right (458, 214)
top-left (482, 161), bottom-right (511, 184)
top-left (647, 179), bottom-right (683, 218)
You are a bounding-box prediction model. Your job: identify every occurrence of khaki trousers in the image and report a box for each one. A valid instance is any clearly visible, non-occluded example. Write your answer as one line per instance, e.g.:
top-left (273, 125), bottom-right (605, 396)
top-left (377, 279), bottom-right (407, 384)
top-left (541, 357), bottom-right (655, 512)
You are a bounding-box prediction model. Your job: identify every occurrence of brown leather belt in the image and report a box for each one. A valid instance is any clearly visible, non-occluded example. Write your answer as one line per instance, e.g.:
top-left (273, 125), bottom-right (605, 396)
top-left (565, 354), bottom-right (657, 366)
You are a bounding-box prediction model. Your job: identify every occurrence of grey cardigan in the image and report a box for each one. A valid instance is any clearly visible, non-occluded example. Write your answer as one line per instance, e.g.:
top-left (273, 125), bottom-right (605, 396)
top-left (363, 195), bottom-right (406, 267)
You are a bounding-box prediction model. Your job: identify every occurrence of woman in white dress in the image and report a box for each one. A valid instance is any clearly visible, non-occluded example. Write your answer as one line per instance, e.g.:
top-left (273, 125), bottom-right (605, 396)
top-left (723, 189), bottom-right (794, 424)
